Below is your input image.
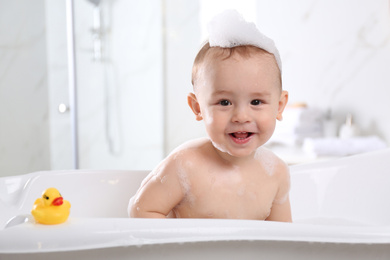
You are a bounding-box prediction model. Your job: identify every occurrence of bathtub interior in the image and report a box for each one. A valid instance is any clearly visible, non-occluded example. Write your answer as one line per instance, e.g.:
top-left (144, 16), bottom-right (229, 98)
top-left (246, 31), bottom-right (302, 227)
top-left (289, 148), bottom-right (390, 226)
top-left (1, 149), bottom-right (390, 229)
top-left (0, 170), bottom-right (147, 228)
top-left (0, 149), bottom-right (390, 254)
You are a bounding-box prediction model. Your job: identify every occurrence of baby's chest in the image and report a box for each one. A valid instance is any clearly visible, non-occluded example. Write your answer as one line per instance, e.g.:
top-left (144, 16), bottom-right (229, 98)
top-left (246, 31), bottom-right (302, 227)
top-left (189, 176), bottom-right (277, 219)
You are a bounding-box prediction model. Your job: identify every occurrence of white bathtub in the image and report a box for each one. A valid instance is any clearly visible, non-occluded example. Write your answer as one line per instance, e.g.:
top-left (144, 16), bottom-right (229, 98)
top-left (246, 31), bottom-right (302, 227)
top-left (1, 149), bottom-right (390, 260)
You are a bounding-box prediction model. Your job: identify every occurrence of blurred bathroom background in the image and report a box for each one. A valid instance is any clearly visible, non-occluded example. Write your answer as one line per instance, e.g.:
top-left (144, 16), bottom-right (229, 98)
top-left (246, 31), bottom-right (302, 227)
top-left (1, 0), bottom-right (389, 177)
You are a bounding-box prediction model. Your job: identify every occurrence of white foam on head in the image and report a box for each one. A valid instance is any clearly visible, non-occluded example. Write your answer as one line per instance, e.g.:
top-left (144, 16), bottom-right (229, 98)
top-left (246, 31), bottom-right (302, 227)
top-left (207, 9), bottom-right (282, 73)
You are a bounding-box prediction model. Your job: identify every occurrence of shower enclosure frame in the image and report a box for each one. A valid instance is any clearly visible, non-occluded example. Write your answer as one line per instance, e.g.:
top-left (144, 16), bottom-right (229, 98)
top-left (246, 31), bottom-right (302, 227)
top-left (65, 0), bottom-right (79, 169)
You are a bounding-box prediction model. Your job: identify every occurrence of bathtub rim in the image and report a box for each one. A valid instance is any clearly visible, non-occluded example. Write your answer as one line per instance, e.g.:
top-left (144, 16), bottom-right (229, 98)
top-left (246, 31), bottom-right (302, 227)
top-left (1, 217), bottom-right (390, 254)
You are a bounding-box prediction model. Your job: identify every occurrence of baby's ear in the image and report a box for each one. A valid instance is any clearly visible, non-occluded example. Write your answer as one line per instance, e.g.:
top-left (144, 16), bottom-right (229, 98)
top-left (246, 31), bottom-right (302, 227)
top-left (187, 93), bottom-right (203, 121)
top-left (276, 90), bottom-right (288, 121)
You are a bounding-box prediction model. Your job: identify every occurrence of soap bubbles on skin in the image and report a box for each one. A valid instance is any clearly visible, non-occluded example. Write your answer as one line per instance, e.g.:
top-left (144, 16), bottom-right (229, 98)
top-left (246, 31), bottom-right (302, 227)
top-left (176, 158), bottom-right (195, 206)
top-left (211, 139), bottom-right (230, 156)
top-left (255, 147), bottom-right (276, 176)
top-left (207, 9), bottom-right (282, 73)
top-left (254, 147), bottom-right (291, 205)
top-left (273, 192), bottom-right (289, 205)
top-left (202, 108), bottom-right (214, 126)
top-left (160, 175), bottom-right (167, 184)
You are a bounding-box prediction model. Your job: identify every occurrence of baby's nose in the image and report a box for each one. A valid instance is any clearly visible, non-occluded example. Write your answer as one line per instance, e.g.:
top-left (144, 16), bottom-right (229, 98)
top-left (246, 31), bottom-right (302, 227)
top-left (232, 106), bottom-right (251, 123)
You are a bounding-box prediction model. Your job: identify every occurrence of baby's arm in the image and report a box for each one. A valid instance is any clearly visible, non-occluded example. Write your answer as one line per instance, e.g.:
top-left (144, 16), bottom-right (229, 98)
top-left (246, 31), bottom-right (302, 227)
top-left (266, 162), bottom-right (292, 222)
top-left (129, 158), bottom-right (185, 218)
top-left (266, 197), bottom-right (292, 222)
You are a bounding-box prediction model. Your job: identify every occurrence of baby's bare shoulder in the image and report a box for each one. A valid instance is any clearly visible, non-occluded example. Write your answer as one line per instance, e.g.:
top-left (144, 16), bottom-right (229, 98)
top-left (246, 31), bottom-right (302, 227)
top-left (255, 147), bottom-right (289, 180)
top-left (169, 138), bottom-right (213, 161)
top-left (138, 140), bottom-right (207, 194)
top-left (161, 138), bottom-right (212, 172)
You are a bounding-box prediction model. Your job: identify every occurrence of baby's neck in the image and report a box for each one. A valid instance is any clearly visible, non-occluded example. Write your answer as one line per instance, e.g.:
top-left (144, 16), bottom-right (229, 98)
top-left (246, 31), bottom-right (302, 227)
top-left (212, 146), bottom-right (257, 166)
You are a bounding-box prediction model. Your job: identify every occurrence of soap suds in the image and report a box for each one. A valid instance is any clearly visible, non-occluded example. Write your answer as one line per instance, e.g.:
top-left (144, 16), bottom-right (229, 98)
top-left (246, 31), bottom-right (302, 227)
top-left (208, 9), bottom-right (282, 73)
top-left (160, 175), bottom-right (167, 184)
top-left (176, 162), bottom-right (195, 206)
top-left (211, 139), bottom-right (230, 156)
top-left (255, 147), bottom-right (276, 176)
top-left (273, 192), bottom-right (289, 205)
top-left (202, 107), bottom-right (214, 126)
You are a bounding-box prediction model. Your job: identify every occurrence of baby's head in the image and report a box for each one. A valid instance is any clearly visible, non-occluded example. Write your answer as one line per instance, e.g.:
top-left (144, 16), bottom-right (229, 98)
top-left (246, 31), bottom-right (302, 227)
top-left (187, 10), bottom-right (288, 158)
top-left (191, 41), bottom-right (282, 93)
top-left (192, 9), bottom-right (283, 94)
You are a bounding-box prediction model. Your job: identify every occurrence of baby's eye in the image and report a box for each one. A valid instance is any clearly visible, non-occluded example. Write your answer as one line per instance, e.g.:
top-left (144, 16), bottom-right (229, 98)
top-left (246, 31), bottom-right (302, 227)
top-left (219, 100), bottom-right (232, 106)
top-left (251, 99), bottom-right (262, 106)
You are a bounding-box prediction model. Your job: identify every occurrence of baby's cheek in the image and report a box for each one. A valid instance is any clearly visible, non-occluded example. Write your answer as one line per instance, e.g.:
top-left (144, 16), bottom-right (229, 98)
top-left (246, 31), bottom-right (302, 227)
top-left (202, 108), bottom-right (214, 125)
top-left (259, 115), bottom-right (277, 134)
top-left (259, 112), bottom-right (276, 124)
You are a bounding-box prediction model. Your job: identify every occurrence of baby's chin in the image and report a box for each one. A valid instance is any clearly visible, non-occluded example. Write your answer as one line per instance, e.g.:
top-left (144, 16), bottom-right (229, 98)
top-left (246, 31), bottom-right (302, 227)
top-left (210, 140), bottom-right (259, 159)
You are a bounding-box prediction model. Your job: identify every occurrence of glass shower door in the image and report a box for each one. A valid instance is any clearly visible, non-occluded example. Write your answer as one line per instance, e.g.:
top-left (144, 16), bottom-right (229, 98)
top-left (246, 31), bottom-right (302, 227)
top-left (47, 0), bottom-right (164, 171)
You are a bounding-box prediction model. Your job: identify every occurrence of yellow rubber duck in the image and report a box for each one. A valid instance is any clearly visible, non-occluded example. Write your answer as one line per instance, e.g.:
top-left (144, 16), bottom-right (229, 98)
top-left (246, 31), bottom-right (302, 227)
top-left (31, 187), bottom-right (71, 225)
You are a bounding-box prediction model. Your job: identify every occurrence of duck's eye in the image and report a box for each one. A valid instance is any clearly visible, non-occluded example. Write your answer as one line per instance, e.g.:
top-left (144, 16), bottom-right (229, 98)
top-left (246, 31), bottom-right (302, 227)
top-left (43, 195), bottom-right (49, 200)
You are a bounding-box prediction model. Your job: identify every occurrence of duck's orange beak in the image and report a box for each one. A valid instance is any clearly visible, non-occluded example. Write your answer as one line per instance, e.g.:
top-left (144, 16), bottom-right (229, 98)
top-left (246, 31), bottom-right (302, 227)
top-left (52, 197), bottom-right (63, 206)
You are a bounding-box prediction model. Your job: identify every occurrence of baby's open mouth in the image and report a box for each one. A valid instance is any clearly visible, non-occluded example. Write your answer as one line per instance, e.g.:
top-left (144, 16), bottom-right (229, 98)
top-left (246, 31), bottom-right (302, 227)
top-left (229, 132), bottom-right (254, 140)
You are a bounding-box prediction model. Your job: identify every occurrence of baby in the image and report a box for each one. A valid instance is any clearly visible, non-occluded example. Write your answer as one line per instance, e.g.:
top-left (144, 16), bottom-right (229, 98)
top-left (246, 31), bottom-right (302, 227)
top-left (129, 10), bottom-right (291, 222)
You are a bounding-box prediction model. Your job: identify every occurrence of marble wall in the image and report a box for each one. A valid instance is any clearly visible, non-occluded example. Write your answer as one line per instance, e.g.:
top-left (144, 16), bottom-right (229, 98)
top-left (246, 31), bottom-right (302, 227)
top-left (165, 0), bottom-right (390, 153)
top-left (1, 0), bottom-right (389, 177)
top-left (1, 0), bottom-right (164, 177)
top-left (0, 0), bottom-right (50, 177)
top-left (257, 0), bottom-right (390, 141)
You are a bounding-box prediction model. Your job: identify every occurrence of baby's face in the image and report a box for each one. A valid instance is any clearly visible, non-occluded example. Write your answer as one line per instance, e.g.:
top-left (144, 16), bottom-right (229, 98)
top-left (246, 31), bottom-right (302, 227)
top-left (195, 52), bottom-right (287, 159)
